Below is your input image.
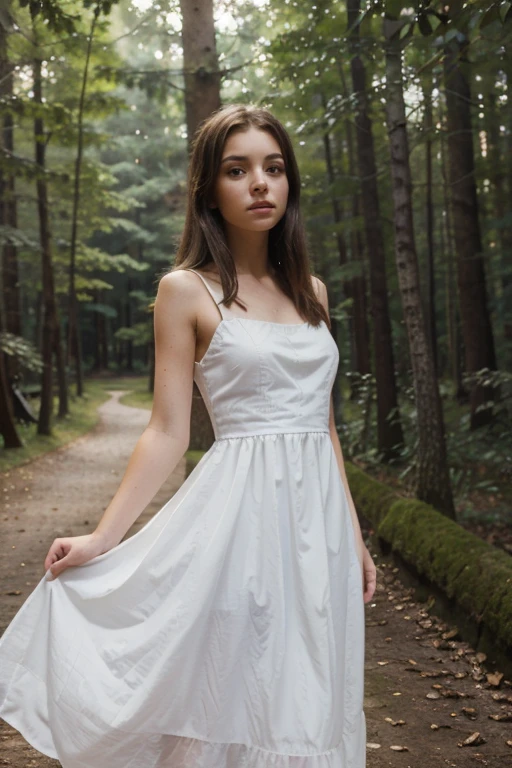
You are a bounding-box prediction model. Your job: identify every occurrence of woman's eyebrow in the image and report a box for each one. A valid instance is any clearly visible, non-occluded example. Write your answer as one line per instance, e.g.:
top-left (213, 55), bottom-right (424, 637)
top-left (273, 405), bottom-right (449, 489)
top-left (221, 153), bottom-right (284, 164)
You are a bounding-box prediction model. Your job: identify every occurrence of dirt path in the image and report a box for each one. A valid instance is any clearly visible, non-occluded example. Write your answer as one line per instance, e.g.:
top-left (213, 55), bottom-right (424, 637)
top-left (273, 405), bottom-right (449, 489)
top-left (1, 393), bottom-right (511, 767)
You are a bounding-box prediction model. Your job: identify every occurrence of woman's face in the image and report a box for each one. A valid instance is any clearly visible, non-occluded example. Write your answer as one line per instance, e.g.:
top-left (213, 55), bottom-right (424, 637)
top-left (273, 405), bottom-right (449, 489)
top-left (211, 126), bottom-right (289, 233)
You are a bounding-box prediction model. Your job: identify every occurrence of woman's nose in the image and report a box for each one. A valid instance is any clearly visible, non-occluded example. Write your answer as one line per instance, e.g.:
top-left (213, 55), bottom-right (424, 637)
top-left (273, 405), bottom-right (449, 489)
top-left (252, 176), bottom-right (268, 192)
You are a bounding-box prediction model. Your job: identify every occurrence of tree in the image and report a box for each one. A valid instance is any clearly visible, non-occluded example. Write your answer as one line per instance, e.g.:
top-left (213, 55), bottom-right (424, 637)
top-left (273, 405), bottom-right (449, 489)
top-left (33, 52), bottom-right (66, 434)
top-left (67, 0), bottom-right (120, 397)
top-left (443, 29), bottom-right (497, 429)
top-left (0, 3), bottom-right (21, 347)
top-left (179, 0), bottom-right (221, 148)
top-left (347, 0), bottom-right (405, 460)
top-left (383, 9), bottom-right (454, 516)
top-left (179, 0), bottom-right (222, 450)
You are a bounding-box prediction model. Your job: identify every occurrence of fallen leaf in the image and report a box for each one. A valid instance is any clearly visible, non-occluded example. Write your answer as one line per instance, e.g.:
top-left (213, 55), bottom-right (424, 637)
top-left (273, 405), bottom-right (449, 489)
top-left (390, 745), bottom-right (409, 752)
top-left (366, 743), bottom-right (381, 749)
top-left (384, 717), bottom-right (406, 726)
top-left (486, 671), bottom-right (504, 687)
top-left (426, 692), bottom-right (440, 699)
top-left (488, 712), bottom-right (512, 722)
top-left (457, 732), bottom-right (486, 748)
top-left (491, 692), bottom-right (512, 704)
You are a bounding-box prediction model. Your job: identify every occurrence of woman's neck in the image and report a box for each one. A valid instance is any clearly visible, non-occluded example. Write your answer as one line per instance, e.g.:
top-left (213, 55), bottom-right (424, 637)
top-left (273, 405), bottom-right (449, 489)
top-left (224, 225), bottom-right (271, 278)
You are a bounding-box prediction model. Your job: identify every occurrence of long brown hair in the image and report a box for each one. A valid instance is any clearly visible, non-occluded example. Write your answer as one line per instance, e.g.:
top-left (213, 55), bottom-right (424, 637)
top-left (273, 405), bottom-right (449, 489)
top-left (172, 104), bottom-right (328, 327)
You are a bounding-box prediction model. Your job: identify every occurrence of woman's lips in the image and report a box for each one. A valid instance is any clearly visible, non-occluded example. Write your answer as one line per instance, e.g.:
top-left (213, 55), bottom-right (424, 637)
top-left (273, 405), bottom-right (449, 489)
top-left (248, 205), bottom-right (275, 213)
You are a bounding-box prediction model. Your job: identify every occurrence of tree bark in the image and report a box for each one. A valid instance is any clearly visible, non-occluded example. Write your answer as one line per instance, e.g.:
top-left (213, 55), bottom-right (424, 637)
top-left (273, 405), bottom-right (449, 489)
top-left (422, 74), bottom-right (438, 374)
top-left (439, 96), bottom-right (464, 401)
top-left (347, 0), bottom-right (404, 461)
top-left (67, 6), bottom-right (100, 397)
top-left (34, 56), bottom-right (57, 435)
top-left (325, 76), bottom-right (371, 389)
top-left (0, 5), bottom-right (21, 405)
top-left (179, 0), bottom-right (221, 451)
top-left (486, 89), bottom-right (511, 370)
top-left (0, 351), bottom-right (22, 448)
top-left (179, 0), bottom-right (221, 150)
top-left (443, 37), bottom-right (497, 429)
top-left (344, 113), bottom-right (370, 385)
top-left (0, 294), bottom-right (22, 448)
top-left (385, 26), bottom-right (454, 517)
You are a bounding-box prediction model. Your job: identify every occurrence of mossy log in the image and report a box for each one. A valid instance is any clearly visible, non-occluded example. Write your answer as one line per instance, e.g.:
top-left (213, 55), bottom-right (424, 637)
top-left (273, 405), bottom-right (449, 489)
top-left (346, 462), bottom-right (512, 671)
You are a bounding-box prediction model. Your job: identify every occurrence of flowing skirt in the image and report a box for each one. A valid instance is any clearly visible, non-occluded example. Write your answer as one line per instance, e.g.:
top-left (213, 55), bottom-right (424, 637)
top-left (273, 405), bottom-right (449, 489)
top-left (0, 432), bottom-right (366, 767)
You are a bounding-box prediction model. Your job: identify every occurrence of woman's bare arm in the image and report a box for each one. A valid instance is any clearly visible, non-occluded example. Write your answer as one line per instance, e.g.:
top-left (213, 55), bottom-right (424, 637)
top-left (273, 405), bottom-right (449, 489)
top-left (45, 270), bottom-right (199, 577)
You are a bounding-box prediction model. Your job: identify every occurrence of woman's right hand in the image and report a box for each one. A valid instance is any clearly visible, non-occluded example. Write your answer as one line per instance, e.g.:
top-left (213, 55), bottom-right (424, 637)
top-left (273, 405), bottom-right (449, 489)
top-left (44, 532), bottom-right (109, 580)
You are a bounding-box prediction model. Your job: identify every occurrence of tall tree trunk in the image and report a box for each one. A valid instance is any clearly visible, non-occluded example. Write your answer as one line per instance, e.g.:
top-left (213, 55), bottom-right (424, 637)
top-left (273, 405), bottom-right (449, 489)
top-left (347, 0), bottom-right (404, 461)
top-left (344, 114), bottom-right (370, 385)
top-left (503, 53), bottom-right (512, 360)
top-left (384, 23), bottom-right (454, 517)
top-left (34, 56), bottom-right (58, 435)
top-left (321, 122), bottom-right (349, 421)
top-left (53, 317), bottom-right (68, 419)
top-left (179, 0), bottom-right (221, 451)
top-left (439, 96), bottom-right (464, 401)
top-left (0, 5), bottom-right (21, 400)
top-left (443, 37), bottom-right (497, 429)
top-left (422, 75), bottom-right (438, 374)
top-left (67, 6), bottom-right (100, 397)
top-left (0, 326), bottom-right (22, 448)
top-left (179, 0), bottom-right (221, 150)
top-left (329, 72), bottom-right (371, 386)
top-left (0, 363), bottom-right (22, 448)
top-left (486, 89), bottom-right (511, 369)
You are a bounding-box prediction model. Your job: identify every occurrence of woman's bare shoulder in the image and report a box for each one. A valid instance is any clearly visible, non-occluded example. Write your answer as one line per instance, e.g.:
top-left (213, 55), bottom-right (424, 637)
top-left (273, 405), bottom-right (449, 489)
top-left (155, 269), bottom-right (209, 321)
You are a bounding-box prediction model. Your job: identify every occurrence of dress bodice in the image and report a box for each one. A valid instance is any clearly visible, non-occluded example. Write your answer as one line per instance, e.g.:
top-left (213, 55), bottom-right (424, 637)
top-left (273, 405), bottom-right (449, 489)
top-left (187, 269), bottom-right (340, 440)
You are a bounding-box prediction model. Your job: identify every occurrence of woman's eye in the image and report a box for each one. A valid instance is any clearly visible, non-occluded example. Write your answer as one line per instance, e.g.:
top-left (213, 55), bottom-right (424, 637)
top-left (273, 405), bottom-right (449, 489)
top-left (227, 168), bottom-right (244, 176)
top-left (268, 165), bottom-right (284, 174)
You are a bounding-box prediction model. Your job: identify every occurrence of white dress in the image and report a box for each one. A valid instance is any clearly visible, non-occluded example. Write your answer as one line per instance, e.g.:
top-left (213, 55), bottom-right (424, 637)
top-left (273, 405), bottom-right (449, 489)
top-left (0, 269), bottom-right (366, 767)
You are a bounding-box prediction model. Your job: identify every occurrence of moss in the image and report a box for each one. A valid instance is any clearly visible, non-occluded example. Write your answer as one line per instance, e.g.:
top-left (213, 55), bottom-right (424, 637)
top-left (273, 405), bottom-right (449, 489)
top-left (346, 461), bottom-right (512, 659)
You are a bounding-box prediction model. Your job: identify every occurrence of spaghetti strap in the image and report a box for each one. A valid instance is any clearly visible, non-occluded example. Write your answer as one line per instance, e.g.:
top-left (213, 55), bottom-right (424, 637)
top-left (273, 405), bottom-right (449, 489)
top-left (185, 268), bottom-right (228, 320)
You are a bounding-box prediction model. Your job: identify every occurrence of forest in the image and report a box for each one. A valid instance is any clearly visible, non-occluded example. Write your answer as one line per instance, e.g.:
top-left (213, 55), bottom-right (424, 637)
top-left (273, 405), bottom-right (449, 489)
top-left (0, 0), bottom-right (511, 537)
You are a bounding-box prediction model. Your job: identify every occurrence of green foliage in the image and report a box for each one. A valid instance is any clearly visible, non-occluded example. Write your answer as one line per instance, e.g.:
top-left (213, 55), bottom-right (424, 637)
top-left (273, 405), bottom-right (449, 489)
top-left (2, 0), bottom-right (511, 521)
top-left (0, 333), bottom-right (43, 373)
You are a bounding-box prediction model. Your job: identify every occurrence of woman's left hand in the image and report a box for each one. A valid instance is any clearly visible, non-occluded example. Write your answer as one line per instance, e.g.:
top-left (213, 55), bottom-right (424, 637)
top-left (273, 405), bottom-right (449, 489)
top-left (362, 545), bottom-right (377, 604)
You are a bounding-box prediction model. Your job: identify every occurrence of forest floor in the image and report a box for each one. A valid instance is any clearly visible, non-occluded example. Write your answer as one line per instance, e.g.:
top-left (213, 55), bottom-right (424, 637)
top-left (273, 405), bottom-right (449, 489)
top-left (1, 392), bottom-right (511, 767)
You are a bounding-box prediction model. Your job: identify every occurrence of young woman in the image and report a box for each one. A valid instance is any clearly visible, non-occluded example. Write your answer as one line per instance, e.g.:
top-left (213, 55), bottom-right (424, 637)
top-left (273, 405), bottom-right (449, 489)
top-left (0, 104), bottom-right (376, 767)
